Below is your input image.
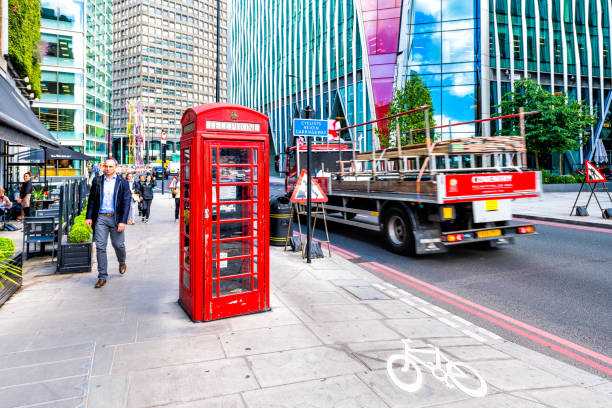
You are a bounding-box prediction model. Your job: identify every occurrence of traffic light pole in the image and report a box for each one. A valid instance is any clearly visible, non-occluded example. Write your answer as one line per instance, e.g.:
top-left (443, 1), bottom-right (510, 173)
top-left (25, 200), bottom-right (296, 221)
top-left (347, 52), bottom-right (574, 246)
top-left (161, 140), bottom-right (166, 195)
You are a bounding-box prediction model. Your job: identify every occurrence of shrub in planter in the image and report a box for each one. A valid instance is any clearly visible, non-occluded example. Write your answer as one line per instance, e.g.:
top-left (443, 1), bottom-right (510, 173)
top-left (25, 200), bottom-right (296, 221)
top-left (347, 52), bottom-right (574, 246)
top-left (68, 225), bottom-right (92, 243)
top-left (0, 237), bottom-right (21, 290)
top-left (0, 237), bottom-right (15, 259)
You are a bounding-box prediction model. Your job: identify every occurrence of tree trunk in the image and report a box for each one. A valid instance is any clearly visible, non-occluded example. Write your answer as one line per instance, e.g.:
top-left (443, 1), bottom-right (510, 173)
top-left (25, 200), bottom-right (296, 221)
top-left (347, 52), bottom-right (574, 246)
top-left (559, 152), bottom-right (563, 175)
top-left (535, 151), bottom-right (540, 170)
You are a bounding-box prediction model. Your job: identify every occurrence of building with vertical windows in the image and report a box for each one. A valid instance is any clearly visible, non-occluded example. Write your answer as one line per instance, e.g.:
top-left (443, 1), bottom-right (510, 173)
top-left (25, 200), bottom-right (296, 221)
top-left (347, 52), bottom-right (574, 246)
top-left (33, 0), bottom-right (112, 164)
top-left (229, 1), bottom-right (611, 171)
top-left (111, 0), bottom-right (228, 164)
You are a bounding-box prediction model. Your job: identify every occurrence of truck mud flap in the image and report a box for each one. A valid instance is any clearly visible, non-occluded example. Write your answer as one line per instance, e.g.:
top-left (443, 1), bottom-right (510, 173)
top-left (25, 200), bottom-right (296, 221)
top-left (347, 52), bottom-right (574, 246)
top-left (414, 229), bottom-right (448, 255)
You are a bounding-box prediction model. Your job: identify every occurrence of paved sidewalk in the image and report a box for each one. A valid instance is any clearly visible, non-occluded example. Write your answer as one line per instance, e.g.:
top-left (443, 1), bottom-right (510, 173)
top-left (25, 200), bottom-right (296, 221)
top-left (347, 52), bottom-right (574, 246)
top-left (0, 196), bottom-right (610, 407)
top-left (513, 191), bottom-right (612, 228)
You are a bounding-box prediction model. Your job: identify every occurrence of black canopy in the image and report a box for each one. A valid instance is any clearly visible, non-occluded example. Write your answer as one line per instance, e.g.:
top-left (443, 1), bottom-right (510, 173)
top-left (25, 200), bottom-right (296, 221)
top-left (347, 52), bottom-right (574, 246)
top-left (46, 145), bottom-right (95, 161)
top-left (0, 74), bottom-right (59, 149)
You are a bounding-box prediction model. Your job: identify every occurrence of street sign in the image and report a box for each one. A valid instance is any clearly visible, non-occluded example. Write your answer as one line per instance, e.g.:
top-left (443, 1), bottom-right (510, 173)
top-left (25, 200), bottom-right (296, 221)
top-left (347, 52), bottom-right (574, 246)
top-left (290, 169), bottom-right (328, 203)
top-left (168, 176), bottom-right (178, 189)
top-left (585, 160), bottom-right (606, 183)
top-left (293, 119), bottom-right (328, 137)
top-left (161, 130), bottom-right (167, 143)
top-left (328, 119), bottom-right (341, 141)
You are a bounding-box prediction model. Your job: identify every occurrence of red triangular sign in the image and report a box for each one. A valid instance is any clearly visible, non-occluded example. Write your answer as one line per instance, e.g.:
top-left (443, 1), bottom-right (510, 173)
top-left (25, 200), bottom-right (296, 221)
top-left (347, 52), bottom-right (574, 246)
top-left (585, 160), bottom-right (606, 183)
top-left (290, 169), bottom-right (328, 203)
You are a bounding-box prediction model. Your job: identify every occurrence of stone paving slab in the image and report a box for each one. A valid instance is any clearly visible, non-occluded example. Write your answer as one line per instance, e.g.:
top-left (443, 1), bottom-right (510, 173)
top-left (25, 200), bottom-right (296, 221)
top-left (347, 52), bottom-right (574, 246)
top-left (0, 196), bottom-right (610, 408)
top-left (242, 375), bottom-right (388, 407)
top-left (125, 358), bottom-right (258, 407)
top-left (246, 345), bottom-right (365, 387)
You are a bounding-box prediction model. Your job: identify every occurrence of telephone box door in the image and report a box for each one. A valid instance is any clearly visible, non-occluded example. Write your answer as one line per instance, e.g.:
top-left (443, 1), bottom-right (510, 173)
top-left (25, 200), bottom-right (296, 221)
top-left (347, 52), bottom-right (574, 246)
top-left (204, 141), bottom-right (268, 320)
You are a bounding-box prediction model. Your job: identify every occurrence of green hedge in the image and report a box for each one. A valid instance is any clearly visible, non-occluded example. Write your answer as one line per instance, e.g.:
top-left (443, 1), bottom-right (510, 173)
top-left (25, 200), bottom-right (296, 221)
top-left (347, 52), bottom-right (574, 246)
top-left (541, 170), bottom-right (586, 184)
top-left (8, 0), bottom-right (41, 98)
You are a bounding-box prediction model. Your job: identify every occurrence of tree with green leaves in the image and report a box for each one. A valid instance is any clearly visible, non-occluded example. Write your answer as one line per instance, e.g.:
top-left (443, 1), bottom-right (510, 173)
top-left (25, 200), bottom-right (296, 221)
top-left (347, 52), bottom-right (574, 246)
top-left (380, 75), bottom-right (436, 147)
top-left (495, 78), bottom-right (596, 170)
top-left (8, 0), bottom-right (42, 98)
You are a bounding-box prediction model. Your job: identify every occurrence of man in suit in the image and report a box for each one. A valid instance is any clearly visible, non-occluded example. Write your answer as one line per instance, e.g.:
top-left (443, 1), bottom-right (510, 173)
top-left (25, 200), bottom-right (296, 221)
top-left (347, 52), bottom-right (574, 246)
top-left (86, 158), bottom-right (131, 288)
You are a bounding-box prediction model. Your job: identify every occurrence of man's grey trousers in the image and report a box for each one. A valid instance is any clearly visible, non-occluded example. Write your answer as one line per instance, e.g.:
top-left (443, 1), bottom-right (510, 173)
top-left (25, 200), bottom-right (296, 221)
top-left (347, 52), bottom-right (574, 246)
top-left (95, 214), bottom-right (126, 279)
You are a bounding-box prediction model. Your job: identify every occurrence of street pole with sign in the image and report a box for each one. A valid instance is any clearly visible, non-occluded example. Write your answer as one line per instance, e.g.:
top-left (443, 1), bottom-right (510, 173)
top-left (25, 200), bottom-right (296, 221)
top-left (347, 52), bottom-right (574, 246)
top-left (161, 130), bottom-right (167, 195)
top-left (303, 106), bottom-right (314, 263)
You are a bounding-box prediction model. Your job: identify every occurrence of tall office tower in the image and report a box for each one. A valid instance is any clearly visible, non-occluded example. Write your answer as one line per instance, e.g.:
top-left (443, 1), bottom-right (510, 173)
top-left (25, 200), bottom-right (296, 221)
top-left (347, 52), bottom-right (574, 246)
top-left (33, 0), bottom-right (112, 165)
top-left (111, 0), bottom-right (228, 164)
top-left (230, 1), bottom-right (611, 171)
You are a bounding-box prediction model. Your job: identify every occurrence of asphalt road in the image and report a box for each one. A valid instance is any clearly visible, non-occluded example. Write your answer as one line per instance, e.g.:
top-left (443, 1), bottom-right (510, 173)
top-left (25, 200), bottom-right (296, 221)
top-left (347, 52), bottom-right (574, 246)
top-left (269, 183), bottom-right (612, 378)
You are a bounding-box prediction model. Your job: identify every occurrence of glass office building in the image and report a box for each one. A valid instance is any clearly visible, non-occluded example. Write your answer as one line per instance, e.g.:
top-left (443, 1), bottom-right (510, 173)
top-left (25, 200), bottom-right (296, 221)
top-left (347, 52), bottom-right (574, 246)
top-left (229, 0), bottom-right (611, 166)
top-left (33, 0), bottom-right (112, 162)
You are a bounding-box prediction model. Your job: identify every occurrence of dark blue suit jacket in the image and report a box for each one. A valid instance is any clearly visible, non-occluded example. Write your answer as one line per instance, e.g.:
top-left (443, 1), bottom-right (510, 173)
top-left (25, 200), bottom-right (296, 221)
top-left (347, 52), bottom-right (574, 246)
top-left (86, 175), bottom-right (132, 227)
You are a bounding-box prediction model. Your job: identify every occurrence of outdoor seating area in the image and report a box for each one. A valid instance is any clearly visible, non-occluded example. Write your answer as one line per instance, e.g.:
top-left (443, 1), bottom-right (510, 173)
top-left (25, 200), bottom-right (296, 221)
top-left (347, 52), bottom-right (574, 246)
top-left (0, 177), bottom-right (88, 271)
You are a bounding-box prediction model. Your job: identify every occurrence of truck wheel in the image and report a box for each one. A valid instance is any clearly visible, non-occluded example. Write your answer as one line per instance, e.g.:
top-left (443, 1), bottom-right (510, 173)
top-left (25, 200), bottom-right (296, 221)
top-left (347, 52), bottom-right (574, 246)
top-left (383, 206), bottom-right (416, 256)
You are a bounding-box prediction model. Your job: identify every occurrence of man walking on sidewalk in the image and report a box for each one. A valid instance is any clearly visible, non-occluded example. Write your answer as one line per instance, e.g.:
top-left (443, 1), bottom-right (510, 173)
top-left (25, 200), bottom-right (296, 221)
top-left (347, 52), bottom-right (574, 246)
top-left (86, 158), bottom-right (131, 288)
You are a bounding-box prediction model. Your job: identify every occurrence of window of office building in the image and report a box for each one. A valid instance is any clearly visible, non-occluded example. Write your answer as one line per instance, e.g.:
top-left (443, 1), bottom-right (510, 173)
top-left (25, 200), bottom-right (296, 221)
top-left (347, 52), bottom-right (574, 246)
top-left (41, 0), bottom-right (84, 31)
top-left (40, 71), bottom-right (84, 103)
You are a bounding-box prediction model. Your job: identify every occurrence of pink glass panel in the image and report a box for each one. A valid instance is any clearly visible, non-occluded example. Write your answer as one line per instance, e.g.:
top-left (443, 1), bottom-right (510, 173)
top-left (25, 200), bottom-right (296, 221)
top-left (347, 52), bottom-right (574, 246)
top-left (362, 0), bottom-right (378, 11)
top-left (358, 0), bottom-right (401, 119)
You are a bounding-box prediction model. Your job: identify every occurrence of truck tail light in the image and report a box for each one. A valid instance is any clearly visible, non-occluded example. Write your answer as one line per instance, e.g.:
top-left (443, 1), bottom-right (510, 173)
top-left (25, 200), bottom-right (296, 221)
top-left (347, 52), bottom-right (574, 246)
top-left (445, 234), bottom-right (464, 242)
top-left (517, 226), bottom-right (535, 234)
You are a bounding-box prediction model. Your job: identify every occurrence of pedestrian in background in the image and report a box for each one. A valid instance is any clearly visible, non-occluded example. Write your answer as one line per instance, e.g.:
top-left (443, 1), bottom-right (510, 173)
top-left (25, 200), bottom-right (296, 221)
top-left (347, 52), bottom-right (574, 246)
top-left (137, 175), bottom-right (145, 217)
top-left (174, 183), bottom-right (180, 222)
top-left (125, 173), bottom-right (138, 225)
top-left (16, 172), bottom-right (32, 219)
top-left (85, 158), bottom-right (131, 289)
top-left (139, 174), bottom-right (155, 223)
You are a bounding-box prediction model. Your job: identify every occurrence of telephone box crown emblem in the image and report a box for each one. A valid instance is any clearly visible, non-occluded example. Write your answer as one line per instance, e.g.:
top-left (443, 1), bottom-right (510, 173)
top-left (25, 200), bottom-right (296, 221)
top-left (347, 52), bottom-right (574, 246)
top-left (230, 111), bottom-right (239, 120)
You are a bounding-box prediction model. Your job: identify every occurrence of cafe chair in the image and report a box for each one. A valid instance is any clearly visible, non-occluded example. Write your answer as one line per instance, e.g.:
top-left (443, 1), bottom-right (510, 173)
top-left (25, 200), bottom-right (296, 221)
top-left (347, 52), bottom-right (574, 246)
top-left (22, 216), bottom-right (56, 261)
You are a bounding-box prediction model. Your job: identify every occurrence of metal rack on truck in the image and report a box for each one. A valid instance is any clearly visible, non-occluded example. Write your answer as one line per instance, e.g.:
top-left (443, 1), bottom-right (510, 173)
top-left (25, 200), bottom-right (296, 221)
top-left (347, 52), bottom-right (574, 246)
top-left (279, 106), bottom-right (541, 255)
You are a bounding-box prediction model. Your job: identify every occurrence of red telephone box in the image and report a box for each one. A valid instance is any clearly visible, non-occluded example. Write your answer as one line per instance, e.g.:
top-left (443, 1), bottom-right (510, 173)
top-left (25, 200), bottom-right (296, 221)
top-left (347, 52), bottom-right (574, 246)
top-left (178, 103), bottom-right (270, 322)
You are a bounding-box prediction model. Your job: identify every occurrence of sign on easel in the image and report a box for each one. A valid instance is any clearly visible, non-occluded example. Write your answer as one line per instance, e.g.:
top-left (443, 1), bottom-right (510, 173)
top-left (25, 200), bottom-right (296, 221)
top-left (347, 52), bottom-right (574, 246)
top-left (586, 160), bottom-right (606, 183)
top-left (290, 169), bottom-right (328, 203)
top-left (570, 160), bottom-right (612, 218)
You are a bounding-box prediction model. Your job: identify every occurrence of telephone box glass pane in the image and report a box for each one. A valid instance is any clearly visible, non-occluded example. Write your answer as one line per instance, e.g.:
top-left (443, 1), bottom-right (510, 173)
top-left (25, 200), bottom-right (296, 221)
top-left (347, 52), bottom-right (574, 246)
top-left (184, 251), bottom-right (190, 270)
top-left (219, 240), bottom-right (252, 259)
top-left (183, 183), bottom-right (190, 199)
top-left (212, 148), bottom-right (217, 164)
top-left (218, 220), bottom-right (252, 238)
top-left (212, 167), bottom-right (217, 183)
top-left (253, 149), bottom-right (258, 164)
top-left (183, 148), bottom-right (190, 163)
top-left (219, 167), bottom-right (251, 183)
top-left (220, 277), bottom-right (251, 296)
top-left (220, 148), bottom-right (250, 164)
top-left (219, 257), bottom-right (251, 277)
top-left (183, 166), bottom-right (190, 181)
top-left (218, 203), bottom-right (250, 220)
top-left (219, 185), bottom-right (250, 201)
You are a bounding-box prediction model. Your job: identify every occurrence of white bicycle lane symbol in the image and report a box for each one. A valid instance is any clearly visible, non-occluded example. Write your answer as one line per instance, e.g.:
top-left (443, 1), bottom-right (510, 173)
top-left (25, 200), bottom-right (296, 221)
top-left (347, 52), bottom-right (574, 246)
top-left (386, 339), bottom-right (488, 398)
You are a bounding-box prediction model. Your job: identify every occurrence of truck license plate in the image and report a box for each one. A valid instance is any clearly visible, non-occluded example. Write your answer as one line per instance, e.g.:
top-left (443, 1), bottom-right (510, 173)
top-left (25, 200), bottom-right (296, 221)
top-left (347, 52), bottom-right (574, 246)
top-left (477, 229), bottom-right (502, 238)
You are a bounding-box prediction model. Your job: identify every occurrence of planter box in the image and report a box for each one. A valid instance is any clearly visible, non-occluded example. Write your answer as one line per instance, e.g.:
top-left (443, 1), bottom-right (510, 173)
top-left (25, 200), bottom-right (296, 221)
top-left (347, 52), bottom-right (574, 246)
top-left (0, 251), bottom-right (23, 307)
top-left (57, 239), bottom-right (92, 274)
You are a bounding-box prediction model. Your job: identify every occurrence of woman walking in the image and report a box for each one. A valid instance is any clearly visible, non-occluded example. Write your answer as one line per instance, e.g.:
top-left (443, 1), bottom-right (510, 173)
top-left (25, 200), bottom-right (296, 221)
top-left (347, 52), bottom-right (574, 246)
top-left (137, 175), bottom-right (145, 217)
top-left (126, 173), bottom-right (138, 225)
top-left (139, 174), bottom-right (155, 223)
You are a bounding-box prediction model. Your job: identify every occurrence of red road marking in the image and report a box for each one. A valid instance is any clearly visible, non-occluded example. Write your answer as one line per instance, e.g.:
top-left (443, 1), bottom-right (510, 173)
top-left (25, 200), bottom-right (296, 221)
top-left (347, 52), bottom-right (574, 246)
top-left (319, 240), bottom-right (612, 375)
top-left (513, 218), bottom-right (612, 233)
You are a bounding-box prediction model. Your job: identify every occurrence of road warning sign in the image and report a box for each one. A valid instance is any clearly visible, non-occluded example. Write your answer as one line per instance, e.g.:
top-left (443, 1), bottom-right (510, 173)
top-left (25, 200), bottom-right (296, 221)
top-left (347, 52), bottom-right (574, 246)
top-left (290, 169), bottom-right (328, 203)
top-left (585, 160), bottom-right (606, 183)
top-left (168, 176), bottom-right (178, 189)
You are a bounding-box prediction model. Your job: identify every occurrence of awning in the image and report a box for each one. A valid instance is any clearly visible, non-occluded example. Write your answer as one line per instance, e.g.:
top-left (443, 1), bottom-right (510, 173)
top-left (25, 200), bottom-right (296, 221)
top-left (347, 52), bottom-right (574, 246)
top-left (46, 145), bottom-right (95, 161)
top-left (20, 145), bottom-right (95, 163)
top-left (0, 73), bottom-right (59, 149)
